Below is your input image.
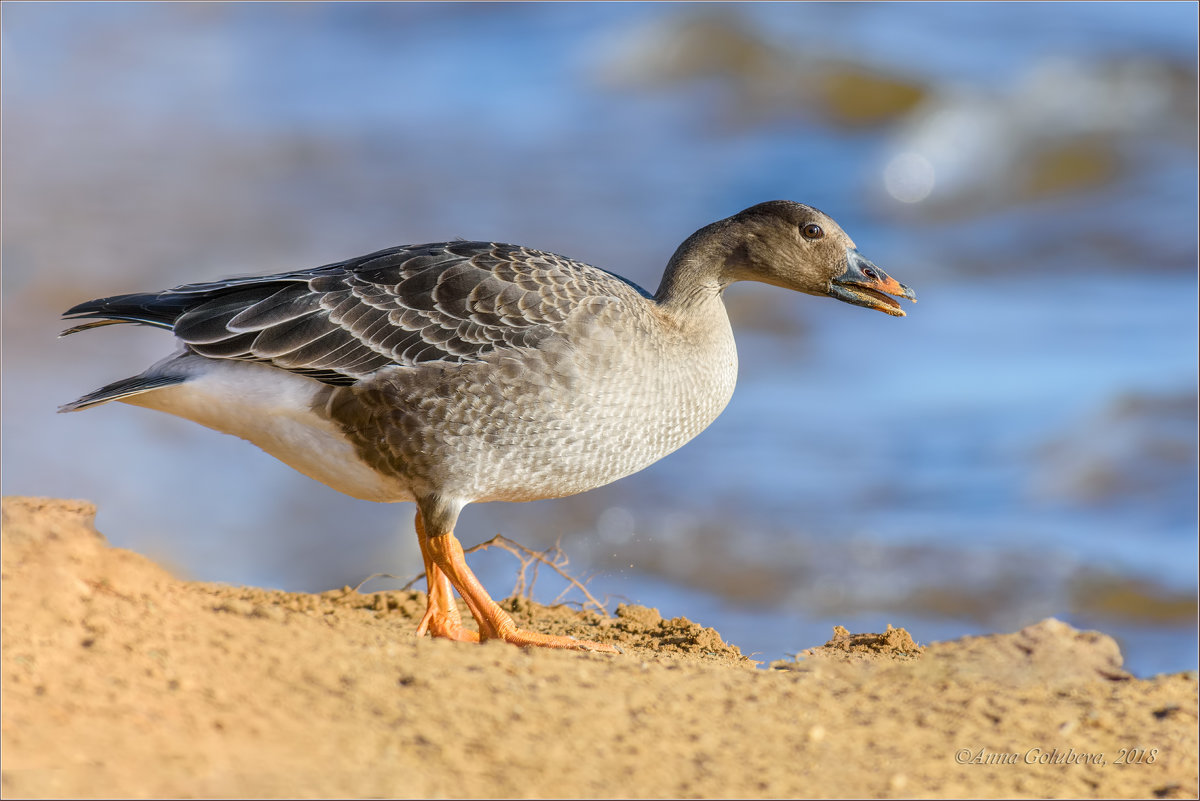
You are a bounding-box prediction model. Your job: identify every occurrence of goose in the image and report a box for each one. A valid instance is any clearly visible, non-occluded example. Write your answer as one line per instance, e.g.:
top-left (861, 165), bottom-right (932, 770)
top-left (61, 200), bottom-right (915, 652)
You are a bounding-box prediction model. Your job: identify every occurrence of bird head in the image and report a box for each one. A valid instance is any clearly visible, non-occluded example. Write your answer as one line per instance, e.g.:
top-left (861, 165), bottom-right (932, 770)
top-left (719, 200), bottom-right (916, 317)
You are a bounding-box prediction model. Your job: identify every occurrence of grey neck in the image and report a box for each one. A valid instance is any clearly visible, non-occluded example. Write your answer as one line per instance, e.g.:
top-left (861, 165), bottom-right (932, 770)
top-left (653, 220), bottom-right (737, 311)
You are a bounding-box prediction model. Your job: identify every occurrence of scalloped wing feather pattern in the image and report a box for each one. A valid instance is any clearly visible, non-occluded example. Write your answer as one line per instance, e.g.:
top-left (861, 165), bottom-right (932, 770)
top-left (114, 242), bottom-right (639, 386)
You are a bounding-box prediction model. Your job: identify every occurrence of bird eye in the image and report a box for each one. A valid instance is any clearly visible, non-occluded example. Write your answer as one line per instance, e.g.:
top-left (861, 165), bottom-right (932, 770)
top-left (801, 223), bottom-right (824, 240)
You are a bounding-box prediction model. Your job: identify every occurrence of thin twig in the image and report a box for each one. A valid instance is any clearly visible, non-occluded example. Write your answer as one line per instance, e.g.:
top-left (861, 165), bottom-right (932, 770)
top-left (359, 536), bottom-right (610, 617)
top-left (397, 574), bottom-right (426, 592)
top-left (353, 572), bottom-right (409, 593)
top-left (464, 534), bottom-right (611, 617)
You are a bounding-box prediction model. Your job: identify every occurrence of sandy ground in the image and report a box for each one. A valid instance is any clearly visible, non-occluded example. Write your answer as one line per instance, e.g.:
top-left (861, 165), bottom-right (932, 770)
top-left (2, 497), bottom-right (1196, 799)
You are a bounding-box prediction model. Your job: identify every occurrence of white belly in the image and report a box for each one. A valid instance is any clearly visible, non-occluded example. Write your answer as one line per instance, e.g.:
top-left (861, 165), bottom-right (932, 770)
top-left (125, 357), bottom-right (407, 503)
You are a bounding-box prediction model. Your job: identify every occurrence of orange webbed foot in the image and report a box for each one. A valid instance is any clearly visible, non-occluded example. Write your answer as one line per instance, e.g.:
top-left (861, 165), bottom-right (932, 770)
top-left (477, 606), bottom-right (619, 652)
top-left (417, 512), bottom-right (619, 654)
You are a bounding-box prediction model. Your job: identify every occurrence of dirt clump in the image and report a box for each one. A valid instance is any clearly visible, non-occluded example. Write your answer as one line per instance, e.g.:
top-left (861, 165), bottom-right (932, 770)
top-left (780, 623), bottom-right (925, 666)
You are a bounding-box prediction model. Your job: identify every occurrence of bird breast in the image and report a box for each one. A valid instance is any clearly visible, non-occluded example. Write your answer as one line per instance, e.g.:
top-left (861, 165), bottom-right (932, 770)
top-left (325, 294), bottom-right (740, 504)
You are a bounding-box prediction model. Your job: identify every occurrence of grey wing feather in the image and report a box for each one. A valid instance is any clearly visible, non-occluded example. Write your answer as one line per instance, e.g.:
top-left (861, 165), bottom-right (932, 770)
top-left (62, 242), bottom-right (643, 386)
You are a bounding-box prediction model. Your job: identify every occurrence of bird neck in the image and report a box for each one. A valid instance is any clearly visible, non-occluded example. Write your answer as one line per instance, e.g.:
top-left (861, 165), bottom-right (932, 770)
top-left (653, 220), bottom-right (737, 313)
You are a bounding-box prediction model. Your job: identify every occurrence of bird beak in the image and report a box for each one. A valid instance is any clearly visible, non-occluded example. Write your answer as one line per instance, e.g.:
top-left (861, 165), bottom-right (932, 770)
top-left (828, 249), bottom-right (916, 317)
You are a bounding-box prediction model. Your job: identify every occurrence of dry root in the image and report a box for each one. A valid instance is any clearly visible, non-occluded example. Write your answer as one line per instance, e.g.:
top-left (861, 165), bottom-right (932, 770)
top-left (355, 534), bottom-right (611, 617)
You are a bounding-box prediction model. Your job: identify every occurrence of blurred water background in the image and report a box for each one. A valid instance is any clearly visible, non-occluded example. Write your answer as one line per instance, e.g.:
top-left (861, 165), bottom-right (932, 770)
top-left (3, 2), bottom-right (1196, 676)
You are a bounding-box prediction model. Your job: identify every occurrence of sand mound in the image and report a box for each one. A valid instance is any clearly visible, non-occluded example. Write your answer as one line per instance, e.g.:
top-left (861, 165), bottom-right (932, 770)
top-left (2, 496), bottom-right (1196, 798)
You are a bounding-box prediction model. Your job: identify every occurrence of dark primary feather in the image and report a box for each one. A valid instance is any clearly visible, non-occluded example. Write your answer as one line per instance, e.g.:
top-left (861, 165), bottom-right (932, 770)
top-left (62, 242), bottom-right (646, 386)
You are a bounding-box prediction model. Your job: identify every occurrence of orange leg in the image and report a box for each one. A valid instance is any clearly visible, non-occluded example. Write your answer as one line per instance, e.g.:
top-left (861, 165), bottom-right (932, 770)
top-left (414, 512), bottom-right (478, 643)
top-left (417, 516), bottom-right (617, 653)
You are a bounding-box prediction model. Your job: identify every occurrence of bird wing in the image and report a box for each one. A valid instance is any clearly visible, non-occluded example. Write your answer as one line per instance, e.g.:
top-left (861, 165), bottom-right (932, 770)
top-left (63, 242), bottom-right (648, 386)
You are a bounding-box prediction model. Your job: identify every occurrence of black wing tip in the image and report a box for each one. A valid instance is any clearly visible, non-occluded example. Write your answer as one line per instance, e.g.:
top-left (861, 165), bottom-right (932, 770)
top-left (61, 292), bottom-right (187, 333)
top-left (62, 292), bottom-right (145, 317)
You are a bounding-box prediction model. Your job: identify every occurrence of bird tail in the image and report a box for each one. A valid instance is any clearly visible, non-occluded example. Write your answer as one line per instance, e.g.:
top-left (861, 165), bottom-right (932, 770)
top-left (59, 290), bottom-right (201, 412)
top-left (58, 373), bottom-right (188, 413)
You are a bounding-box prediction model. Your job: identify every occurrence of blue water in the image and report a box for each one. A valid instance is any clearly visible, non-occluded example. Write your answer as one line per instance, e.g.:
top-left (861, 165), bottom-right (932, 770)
top-left (3, 2), bottom-right (1196, 676)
